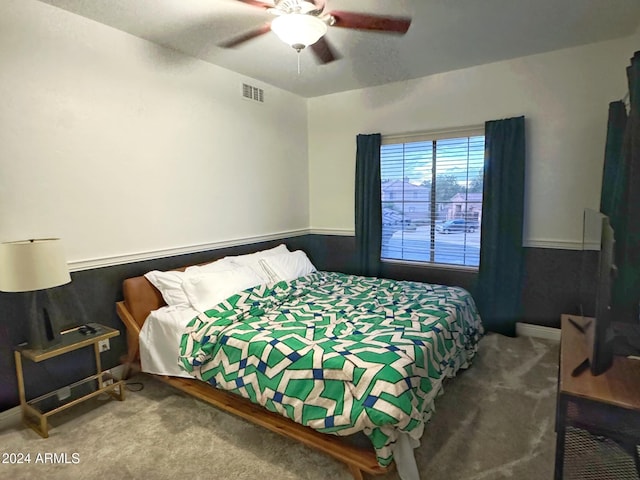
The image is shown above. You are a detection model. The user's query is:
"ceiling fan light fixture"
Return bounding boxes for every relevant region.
[271,13,327,50]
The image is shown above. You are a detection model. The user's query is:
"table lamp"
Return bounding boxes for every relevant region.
[0,238,71,349]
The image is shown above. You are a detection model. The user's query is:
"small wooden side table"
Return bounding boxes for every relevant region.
[14,322,125,438]
[555,314,640,479]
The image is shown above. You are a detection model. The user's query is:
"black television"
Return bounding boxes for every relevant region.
[578,209,640,376]
[580,209,617,375]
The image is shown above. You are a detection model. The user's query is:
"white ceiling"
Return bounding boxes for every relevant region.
[37,0,640,98]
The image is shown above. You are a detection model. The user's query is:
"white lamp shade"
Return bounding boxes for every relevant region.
[271,14,328,48]
[0,238,71,292]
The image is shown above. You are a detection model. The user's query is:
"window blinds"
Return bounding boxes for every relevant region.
[381,133,485,267]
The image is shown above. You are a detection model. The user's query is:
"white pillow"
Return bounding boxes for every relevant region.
[144,270,192,307]
[181,267,265,312]
[185,257,236,275]
[260,250,317,282]
[229,244,289,267]
[143,249,286,307]
[227,244,290,283]
[145,257,238,306]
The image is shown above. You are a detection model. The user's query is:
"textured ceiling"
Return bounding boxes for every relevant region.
[37,0,640,97]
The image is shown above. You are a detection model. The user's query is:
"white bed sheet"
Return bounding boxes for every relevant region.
[139,305,199,378]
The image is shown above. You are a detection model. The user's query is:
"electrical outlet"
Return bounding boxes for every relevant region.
[98,339,110,352]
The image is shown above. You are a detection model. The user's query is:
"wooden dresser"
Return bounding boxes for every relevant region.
[555,314,640,479]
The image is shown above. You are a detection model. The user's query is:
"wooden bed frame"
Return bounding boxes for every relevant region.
[115,270,391,480]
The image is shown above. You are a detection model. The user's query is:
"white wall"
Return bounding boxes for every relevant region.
[308,34,639,249]
[1,0,636,268]
[0,0,309,269]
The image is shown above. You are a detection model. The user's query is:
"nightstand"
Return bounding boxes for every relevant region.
[14,322,126,438]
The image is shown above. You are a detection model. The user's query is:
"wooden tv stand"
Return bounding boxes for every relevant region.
[555,314,640,479]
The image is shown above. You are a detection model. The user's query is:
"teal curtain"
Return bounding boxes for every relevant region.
[355,133,382,277]
[604,51,640,322]
[476,116,526,336]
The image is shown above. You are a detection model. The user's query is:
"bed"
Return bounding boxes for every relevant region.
[116,245,483,480]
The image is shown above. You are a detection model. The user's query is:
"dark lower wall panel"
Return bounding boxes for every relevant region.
[0,233,583,412]
[304,235,359,275]
[380,262,478,294]
[305,235,478,292]
[0,236,310,412]
[521,247,583,327]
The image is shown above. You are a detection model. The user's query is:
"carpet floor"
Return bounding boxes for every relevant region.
[0,333,559,480]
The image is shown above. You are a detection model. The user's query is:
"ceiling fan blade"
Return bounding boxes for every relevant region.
[233,0,273,9]
[218,24,272,48]
[310,37,340,64]
[329,11,411,34]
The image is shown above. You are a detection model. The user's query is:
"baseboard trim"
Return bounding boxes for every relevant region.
[0,405,21,430]
[516,322,561,342]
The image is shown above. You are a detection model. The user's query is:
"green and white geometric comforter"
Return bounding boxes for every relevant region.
[179,271,483,466]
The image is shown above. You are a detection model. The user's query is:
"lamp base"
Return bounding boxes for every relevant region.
[27,292,62,350]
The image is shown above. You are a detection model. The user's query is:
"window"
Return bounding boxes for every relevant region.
[380,129,485,268]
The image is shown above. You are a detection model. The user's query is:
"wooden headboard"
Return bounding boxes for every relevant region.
[120,275,165,329]
[118,265,190,329]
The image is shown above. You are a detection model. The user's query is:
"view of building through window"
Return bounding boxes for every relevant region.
[380,134,485,267]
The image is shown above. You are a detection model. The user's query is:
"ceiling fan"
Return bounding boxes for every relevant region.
[220,0,412,64]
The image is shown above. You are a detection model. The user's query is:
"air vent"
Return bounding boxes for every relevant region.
[242,83,264,103]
